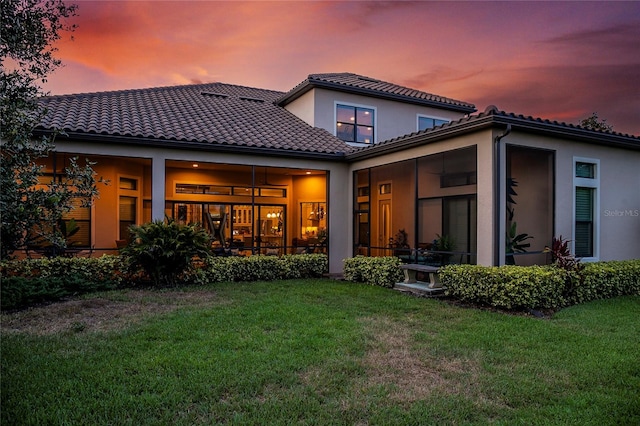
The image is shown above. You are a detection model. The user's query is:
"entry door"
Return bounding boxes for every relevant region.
[378,199,391,256]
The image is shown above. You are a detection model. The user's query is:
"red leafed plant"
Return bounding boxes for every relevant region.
[544,236,584,272]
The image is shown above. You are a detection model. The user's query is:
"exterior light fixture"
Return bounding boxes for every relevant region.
[192,163,198,168]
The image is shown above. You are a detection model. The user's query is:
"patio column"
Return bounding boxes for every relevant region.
[327,164,351,276]
[151,155,166,221]
[476,136,500,266]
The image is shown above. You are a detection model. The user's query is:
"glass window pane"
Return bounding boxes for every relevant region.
[119,177,137,190]
[356,108,374,126]
[206,186,231,195]
[337,123,355,142]
[418,117,434,131]
[356,125,373,143]
[337,104,354,123]
[575,187,594,257]
[260,188,286,197]
[119,196,137,240]
[119,197,136,221]
[233,187,253,196]
[575,223,593,257]
[419,117,449,131]
[575,187,593,221]
[576,162,595,178]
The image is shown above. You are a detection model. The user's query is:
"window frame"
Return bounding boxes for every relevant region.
[572,157,600,261]
[334,101,376,145]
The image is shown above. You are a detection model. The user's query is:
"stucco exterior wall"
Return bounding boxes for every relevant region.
[282,90,316,127]
[500,132,640,261]
[310,88,468,143]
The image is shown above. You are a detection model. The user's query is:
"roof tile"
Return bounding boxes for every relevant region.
[38,83,351,155]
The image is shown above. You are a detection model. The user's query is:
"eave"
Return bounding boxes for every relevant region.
[34,129,349,162]
[277,80,477,114]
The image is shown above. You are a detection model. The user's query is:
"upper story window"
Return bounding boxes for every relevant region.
[336,104,374,144]
[418,115,449,131]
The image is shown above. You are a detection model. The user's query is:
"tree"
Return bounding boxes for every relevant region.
[1,0,104,259]
[579,112,613,132]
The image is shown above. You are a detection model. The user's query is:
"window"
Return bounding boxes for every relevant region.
[35,173,91,247]
[176,183,285,198]
[357,186,370,197]
[119,196,137,240]
[336,104,374,143]
[573,158,599,259]
[418,116,449,131]
[119,177,138,190]
[119,177,140,240]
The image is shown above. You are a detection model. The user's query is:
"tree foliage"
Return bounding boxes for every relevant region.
[579,112,613,132]
[1,0,105,259]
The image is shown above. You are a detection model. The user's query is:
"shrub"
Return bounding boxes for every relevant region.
[343,256,404,288]
[198,253,328,283]
[0,256,124,310]
[120,219,211,287]
[570,260,640,305]
[1,255,125,285]
[440,260,640,311]
[280,254,328,279]
[441,265,567,310]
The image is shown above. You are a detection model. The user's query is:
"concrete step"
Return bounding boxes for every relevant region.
[394,282,446,297]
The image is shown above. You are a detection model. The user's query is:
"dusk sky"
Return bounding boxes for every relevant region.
[43,1,640,135]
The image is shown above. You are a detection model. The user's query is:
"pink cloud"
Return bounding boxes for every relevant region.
[43,1,640,135]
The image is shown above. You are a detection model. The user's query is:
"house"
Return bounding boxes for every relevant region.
[31,73,640,274]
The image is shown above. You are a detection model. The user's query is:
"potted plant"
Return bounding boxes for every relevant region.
[505,177,533,265]
[505,222,532,265]
[389,229,411,260]
[434,233,456,265]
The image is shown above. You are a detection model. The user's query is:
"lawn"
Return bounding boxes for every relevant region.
[2,279,639,425]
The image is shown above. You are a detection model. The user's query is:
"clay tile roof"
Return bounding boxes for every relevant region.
[36,83,351,156]
[277,72,476,113]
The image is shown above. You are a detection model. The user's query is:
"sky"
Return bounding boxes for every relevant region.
[43,1,640,135]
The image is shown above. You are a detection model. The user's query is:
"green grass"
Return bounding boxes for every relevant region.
[2,279,639,425]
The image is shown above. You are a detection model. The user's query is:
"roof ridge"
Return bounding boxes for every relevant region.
[277,72,476,112]
[483,107,639,139]
[41,82,285,100]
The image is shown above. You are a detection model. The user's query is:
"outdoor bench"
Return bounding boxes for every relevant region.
[399,264,442,289]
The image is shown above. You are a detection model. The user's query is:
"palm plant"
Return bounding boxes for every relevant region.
[120,218,212,286]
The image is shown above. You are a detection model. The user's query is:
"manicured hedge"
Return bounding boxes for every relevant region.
[194,253,328,284]
[440,260,640,310]
[0,253,328,311]
[571,260,640,305]
[1,256,125,310]
[440,265,566,310]
[343,256,404,288]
